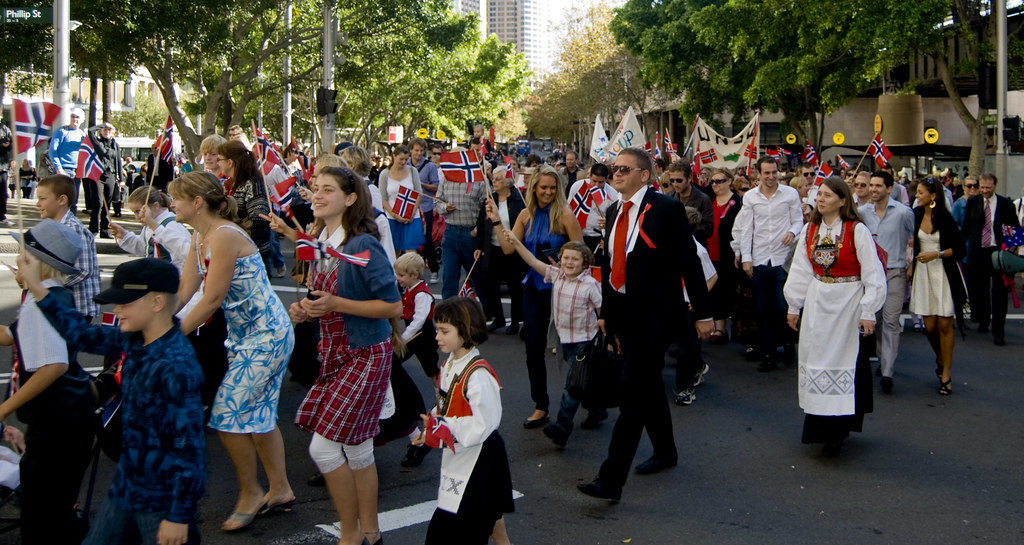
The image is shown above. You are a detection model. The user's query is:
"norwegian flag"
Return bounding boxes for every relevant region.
[440,150,485,192]
[291,138,315,181]
[153,116,174,162]
[698,148,718,164]
[590,185,606,208]
[780,148,794,157]
[653,146,662,160]
[459,279,477,300]
[294,232,370,267]
[423,414,456,453]
[1003,225,1024,248]
[75,136,105,181]
[644,141,652,154]
[504,163,514,180]
[800,142,819,166]
[743,139,758,177]
[691,145,702,180]
[869,135,892,168]
[101,312,120,327]
[392,185,419,220]
[251,123,284,176]
[569,183,593,228]
[765,146,780,159]
[12,99,62,151]
[270,176,298,218]
[664,134,673,153]
[837,155,851,169]
[813,163,834,186]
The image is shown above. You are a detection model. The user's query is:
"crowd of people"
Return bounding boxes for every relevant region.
[0,112,1020,545]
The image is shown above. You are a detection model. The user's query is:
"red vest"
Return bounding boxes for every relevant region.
[401,281,434,321]
[806,220,861,278]
[440,357,499,418]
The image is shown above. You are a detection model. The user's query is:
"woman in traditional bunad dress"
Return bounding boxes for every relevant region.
[784,177,886,457]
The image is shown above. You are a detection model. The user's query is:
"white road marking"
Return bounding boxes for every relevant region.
[316,490,524,537]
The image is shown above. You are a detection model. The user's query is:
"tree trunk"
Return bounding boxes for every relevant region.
[145,61,201,164]
[102,77,111,123]
[88,76,99,128]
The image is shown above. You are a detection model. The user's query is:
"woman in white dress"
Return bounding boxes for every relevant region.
[909,178,967,395]
[784,177,886,457]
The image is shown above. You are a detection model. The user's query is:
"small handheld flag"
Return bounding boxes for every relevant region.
[75,137,105,181]
[800,142,819,166]
[392,185,419,220]
[12,99,62,151]
[1002,225,1024,248]
[813,163,834,186]
[459,279,477,300]
[869,135,892,168]
[440,150,484,192]
[294,232,371,266]
[569,183,592,229]
[153,116,174,162]
[101,312,120,327]
[837,155,851,169]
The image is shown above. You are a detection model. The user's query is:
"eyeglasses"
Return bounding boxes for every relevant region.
[710,178,729,185]
[802,172,815,177]
[669,177,687,183]
[609,165,643,175]
[855,183,867,188]
[965,183,978,189]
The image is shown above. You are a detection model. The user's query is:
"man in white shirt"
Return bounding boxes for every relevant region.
[567,163,618,253]
[732,156,804,371]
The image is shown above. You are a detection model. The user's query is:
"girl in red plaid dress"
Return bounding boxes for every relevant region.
[289,166,402,545]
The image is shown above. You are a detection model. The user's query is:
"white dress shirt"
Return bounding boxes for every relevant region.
[607,185,648,294]
[732,184,803,267]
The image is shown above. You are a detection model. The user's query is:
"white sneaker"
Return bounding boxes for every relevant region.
[430,272,438,283]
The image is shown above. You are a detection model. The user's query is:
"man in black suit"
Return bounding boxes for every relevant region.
[577,148,713,501]
[962,173,1020,345]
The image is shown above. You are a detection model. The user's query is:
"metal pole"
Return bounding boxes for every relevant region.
[321,0,336,154]
[995,0,1007,190]
[283,0,292,144]
[53,0,71,124]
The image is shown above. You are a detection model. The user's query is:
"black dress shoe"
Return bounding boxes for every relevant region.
[506,323,520,335]
[487,319,506,332]
[756,359,778,373]
[542,424,568,447]
[994,338,1006,346]
[577,479,621,501]
[880,376,893,394]
[400,444,432,467]
[634,456,677,475]
[306,472,325,487]
[522,414,549,429]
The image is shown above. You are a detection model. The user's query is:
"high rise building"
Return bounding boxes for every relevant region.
[453,0,488,37]
[487,0,565,79]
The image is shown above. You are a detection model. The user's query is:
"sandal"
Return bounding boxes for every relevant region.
[938,379,952,396]
[935,359,942,378]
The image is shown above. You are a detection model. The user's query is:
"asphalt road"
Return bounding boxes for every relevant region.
[0,198,1021,544]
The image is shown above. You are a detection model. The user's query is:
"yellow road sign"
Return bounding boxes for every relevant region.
[785,133,797,144]
[924,128,939,144]
[416,128,429,139]
[435,130,447,140]
[832,132,845,145]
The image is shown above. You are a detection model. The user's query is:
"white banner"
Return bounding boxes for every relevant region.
[597,106,645,163]
[590,114,608,161]
[693,115,759,169]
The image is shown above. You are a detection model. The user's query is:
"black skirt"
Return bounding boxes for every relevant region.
[801,335,874,444]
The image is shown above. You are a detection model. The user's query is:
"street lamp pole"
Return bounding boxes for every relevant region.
[995,0,1007,189]
[321,0,336,154]
[283,0,292,145]
[52,0,70,125]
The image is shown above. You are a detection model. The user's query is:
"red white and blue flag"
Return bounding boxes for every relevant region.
[765,146,780,159]
[1002,225,1024,247]
[569,183,593,228]
[836,155,850,169]
[813,163,834,187]
[290,138,315,181]
[153,116,174,162]
[75,137,105,181]
[101,312,120,327]
[869,135,892,168]
[270,176,298,218]
[459,279,478,300]
[801,142,819,166]
[251,122,284,176]
[424,414,456,452]
[440,150,484,192]
[698,148,718,164]
[664,134,674,154]
[13,99,62,151]
[295,232,370,267]
[392,185,419,220]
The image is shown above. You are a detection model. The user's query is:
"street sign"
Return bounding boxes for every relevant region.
[387,125,404,144]
[981,113,998,126]
[873,114,883,134]
[1,7,52,24]
[832,132,845,145]
[785,133,797,144]
[924,128,939,144]
[435,129,446,140]
[416,128,428,139]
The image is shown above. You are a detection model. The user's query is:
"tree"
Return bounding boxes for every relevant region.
[611,0,949,149]
[110,92,169,138]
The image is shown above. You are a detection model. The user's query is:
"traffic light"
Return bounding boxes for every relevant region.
[1003,116,1022,142]
[316,87,338,116]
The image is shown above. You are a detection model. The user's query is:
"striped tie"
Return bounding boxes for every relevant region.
[983,199,993,247]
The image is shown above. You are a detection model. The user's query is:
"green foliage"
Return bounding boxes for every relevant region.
[110,92,169,137]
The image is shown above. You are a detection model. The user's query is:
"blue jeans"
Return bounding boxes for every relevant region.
[441,225,478,299]
[83,498,201,545]
[551,341,608,436]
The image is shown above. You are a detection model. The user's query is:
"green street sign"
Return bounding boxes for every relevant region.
[1,7,52,24]
[981,113,998,126]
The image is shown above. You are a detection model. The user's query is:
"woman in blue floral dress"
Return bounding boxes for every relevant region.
[172,171,296,532]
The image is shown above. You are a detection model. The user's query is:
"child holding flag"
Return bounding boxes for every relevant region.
[108,186,191,271]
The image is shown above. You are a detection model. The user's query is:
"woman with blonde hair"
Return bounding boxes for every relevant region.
[487,164,583,428]
[201,134,228,179]
[171,171,296,532]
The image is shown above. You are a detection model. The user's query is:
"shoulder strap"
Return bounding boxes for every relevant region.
[459,356,500,399]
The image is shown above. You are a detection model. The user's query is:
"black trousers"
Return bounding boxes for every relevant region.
[969,248,1009,341]
[394,320,440,378]
[673,308,704,390]
[0,170,8,220]
[522,285,552,413]
[422,210,439,273]
[598,321,676,488]
[482,246,523,326]
[20,423,94,545]
[87,177,115,234]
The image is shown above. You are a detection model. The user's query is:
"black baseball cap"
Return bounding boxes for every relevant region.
[94,258,180,305]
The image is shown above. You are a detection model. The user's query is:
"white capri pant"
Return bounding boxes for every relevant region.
[308,433,375,473]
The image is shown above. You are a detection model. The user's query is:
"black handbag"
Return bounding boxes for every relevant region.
[566,333,625,409]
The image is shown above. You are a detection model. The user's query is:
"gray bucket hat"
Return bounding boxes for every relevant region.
[11,219,83,275]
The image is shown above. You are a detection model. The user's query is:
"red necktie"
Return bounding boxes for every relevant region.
[610,201,633,290]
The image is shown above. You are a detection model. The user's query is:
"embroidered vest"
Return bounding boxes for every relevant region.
[806,221,860,278]
[148,216,176,262]
[401,281,434,321]
[439,357,499,418]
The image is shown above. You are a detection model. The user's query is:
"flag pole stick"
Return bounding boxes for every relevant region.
[12,128,23,252]
[460,254,480,293]
[852,133,877,173]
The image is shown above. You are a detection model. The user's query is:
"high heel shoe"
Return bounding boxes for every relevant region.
[938,379,952,396]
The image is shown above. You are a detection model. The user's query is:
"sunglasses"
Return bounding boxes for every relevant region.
[965,183,978,189]
[669,177,687,183]
[710,178,729,185]
[802,172,815,177]
[609,165,643,175]
[738,187,750,192]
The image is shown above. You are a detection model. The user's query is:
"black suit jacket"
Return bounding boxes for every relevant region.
[963,194,1021,264]
[601,189,712,343]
